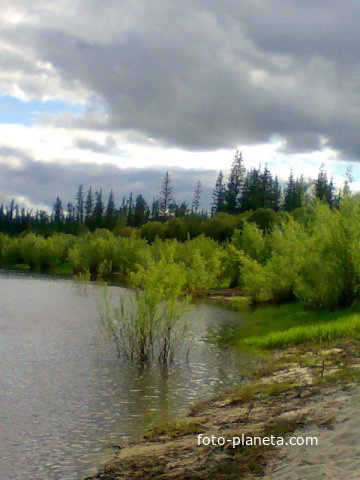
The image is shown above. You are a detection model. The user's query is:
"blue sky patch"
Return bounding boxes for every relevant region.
[0,95,84,126]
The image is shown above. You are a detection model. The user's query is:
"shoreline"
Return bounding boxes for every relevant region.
[85,339,360,479]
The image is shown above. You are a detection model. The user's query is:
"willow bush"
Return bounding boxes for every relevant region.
[235,198,360,310]
[99,258,190,364]
[68,230,148,279]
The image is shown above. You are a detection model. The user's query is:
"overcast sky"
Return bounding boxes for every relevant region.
[0,0,359,210]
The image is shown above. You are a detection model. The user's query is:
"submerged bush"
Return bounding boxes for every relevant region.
[99,258,190,364]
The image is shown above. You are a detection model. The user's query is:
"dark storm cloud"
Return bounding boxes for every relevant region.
[0,149,216,210]
[2,1,360,158]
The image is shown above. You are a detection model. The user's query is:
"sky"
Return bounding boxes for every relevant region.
[0,0,360,211]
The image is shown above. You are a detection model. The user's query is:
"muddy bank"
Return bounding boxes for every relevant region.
[85,340,360,479]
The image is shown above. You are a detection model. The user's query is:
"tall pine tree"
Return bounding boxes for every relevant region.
[76,185,85,223]
[159,171,173,219]
[315,164,334,207]
[93,189,104,226]
[225,150,246,213]
[211,171,226,216]
[85,187,94,224]
[191,180,202,214]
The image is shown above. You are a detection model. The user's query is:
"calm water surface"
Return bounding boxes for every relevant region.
[0,272,255,479]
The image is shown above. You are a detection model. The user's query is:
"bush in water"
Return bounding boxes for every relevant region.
[98,258,191,364]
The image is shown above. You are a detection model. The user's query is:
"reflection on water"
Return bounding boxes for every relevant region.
[0,272,255,479]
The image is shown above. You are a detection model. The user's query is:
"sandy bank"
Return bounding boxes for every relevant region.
[85,340,360,479]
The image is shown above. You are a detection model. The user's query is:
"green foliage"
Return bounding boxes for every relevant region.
[0,233,74,271]
[2,239,22,265]
[140,221,163,243]
[146,418,205,440]
[231,223,267,262]
[245,313,360,349]
[1,197,359,313]
[231,302,360,349]
[247,208,281,232]
[20,233,72,270]
[294,201,360,309]
[177,235,227,294]
[238,254,273,302]
[143,235,228,294]
[68,230,148,279]
[235,198,360,310]
[99,258,191,364]
[132,256,190,363]
[203,213,241,242]
[0,233,10,258]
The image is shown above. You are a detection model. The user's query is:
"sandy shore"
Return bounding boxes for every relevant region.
[86,341,360,479]
[265,386,360,479]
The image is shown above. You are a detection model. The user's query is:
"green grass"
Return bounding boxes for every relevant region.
[0,261,74,277]
[145,418,206,440]
[1,263,30,271]
[243,311,360,349]
[51,262,74,276]
[226,296,252,311]
[233,302,360,349]
[228,381,293,404]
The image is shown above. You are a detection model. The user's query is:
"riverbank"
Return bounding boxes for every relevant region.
[85,338,360,479]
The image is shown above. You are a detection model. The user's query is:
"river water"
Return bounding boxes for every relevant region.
[0,272,254,479]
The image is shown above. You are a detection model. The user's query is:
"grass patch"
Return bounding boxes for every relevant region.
[228,381,293,405]
[232,302,360,349]
[51,262,74,276]
[0,263,30,271]
[145,418,206,440]
[318,366,360,385]
[226,296,252,312]
[214,416,301,479]
[263,418,301,437]
[244,312,360,349]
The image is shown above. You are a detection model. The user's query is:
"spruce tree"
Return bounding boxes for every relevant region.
[240,167,261,211]
[159,171,173,219]
[76,185,85,223]
[175,201,188,217]
[66,202,75,223]
[151,197,160,220]
[225,150,246,213]
[93,189,104,226]
[315,164,334,207]
[131,194,148,227]
[106,190,115,217]
[271,175,281,211]
[283,170,297,211]
[191,180,202,214]
[295,175,307,209]
[104,190,116,229]
[53,197,63,224]
[85,187,94,223]
[211,171,226,215]
[126,192,134,226]
[259,165,273,208]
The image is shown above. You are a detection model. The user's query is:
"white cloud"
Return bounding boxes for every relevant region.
[0,1,359,208]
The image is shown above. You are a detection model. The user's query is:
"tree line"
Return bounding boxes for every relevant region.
[0,151,352,235]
